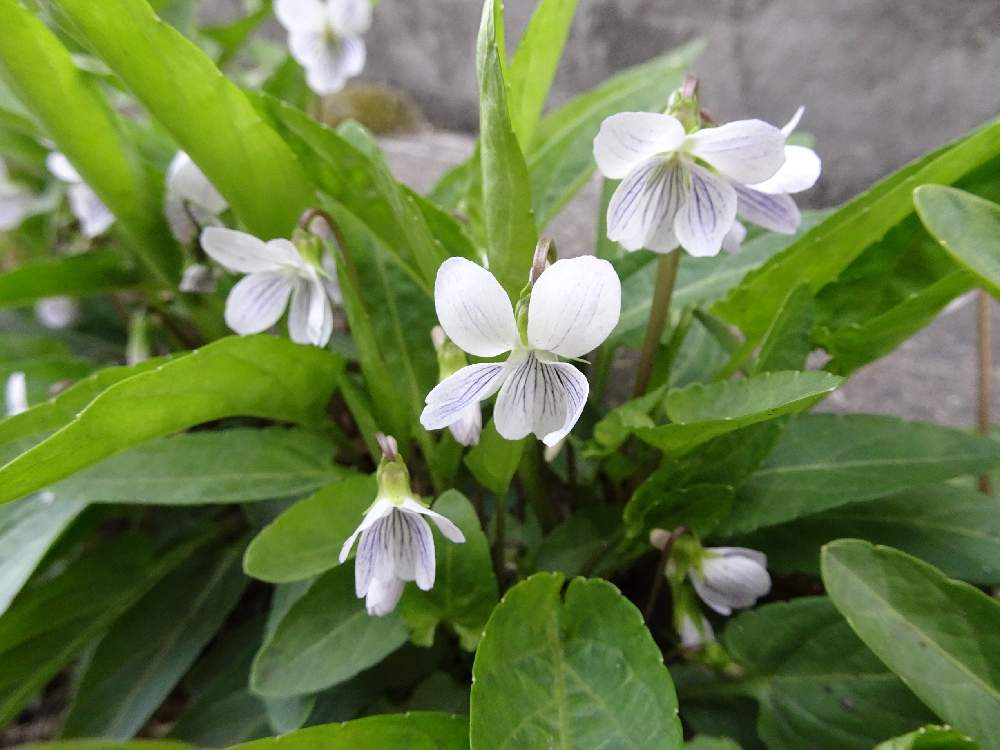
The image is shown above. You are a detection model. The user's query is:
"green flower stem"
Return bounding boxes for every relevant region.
[634,249,681,398]
[977,290,992,494]
[518,440,557,530]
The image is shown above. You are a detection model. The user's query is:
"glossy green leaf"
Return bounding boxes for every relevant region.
[250,563,408,698]
[50,0,314,239]
[822,541,1000,749]
[0,250,140,308]
[721,414,1000,536]
[226,713,469,750]
[753,286,814,373]
[62,541,248,738]
[476,0,538,297]
[739,484,1000,585]
[636,371,843,455]
[53,428,351,505]
[19,743,195,750]
[914,185,1000,298]
[470,573,683,750]
[875,726,981,750]
[244,475,377,583]
[400,490,498,650]
[624,484,734,541]
[464,420,524,495]
[0,335,344,506]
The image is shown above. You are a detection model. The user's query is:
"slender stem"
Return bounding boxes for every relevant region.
[642,530,679,622]
[977,290,993,494]
[634,250,681,398]
[518,441,557,530]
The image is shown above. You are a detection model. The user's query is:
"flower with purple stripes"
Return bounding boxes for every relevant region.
[420,255,621,446]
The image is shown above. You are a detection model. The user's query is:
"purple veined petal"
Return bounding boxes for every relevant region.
[493,354,590,446]
[328,0,373,37]
[365,576,404,616]
[606,156,683,252]
[527,256,621,359]
[369,508,436,588]
[674,162,738,258]
[421,363,506,431]
[722,220,747,253]
[274,0,328,33]
[687,119,786,184]
[339,498,394,566]
[400,498,466,544]
[433,257,519,357]
[593,111,686,180]
[224,271,295,335]
[750,145,821,195]
[643,159,690,253]
[734,183,801,234]
[448,403,482,446]
[288,276,334,347]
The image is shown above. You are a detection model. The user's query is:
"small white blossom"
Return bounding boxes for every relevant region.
[691,546,771,616]
[46,152,115,239]
[201,227,337,347]
[165,152,227,243]
[4,372,27,417]
[448,405,482,447]
[594,111,789,257]
[420,256,621,446]
[275,0,372,95]
[34,296,80,330]
[0,159,41,231]
[679,612,715,649]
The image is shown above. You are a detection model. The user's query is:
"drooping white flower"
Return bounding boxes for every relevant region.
[0,159,40,231]
[201,227,337,347]
[46,152,115,239]
[165,152,227,243]
[594,112,787,257]
[4,372,27,417]
[690,546,771,616]
[679,612,716,649]
[420,256,621,446]
[34,296,80,330]
[275,0,372,95]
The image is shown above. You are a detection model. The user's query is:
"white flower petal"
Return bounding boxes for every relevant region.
[781,106,805,137]
[687,119,786,184]
[494,354,589,446]
[366,508,434,588]
[166,152,227,215]
[674,162,738,258]
[606,156,685,251]
[340,498,394,565]
[750,145,821,195]
[692,547,771,615]
[288,28,330,69]
[735,183,801,235]
[722,220,747,253]
[288,276,334,347]
[68,184,114,238]
[527,256,621,359]
[179,264,218,294]
[401,498,466,544]
[448,404,482,446]
[421,363,506,431]
[643,160,690,254]
[593,112,686,180]
[35,296,80,330]
[275,0,328,32]
[679,613,715,649]
[433,257,518,357]
[365,576,404,616]
[46,152,81,183]
[302,36,366,95]
[0,193,34,231]
[224,271,295,335]
[321,252,343,305]
[166,194,223,244]
[328,0,373,36]
[202,228,287,274]
[4,372,27,417]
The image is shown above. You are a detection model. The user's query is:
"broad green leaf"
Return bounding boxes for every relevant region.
[400,490,498,650]
[0,492,87,616]
[470,573,683,750]
[658,421,785,491]
[464,420,524,495]
[507,0,579,148]
[244,475,377,583]
[50,0,314,239]
[753,286,814,373]
[0,335,344,506]
[715,115,1000,343]
[62,541,248,738]
[476,0,538,297]
[250,563,408,698]
[740,484,1000,585]
[624,484,734,541]
[720,414,1000,536]
[0,250,140,307]
[822,541,1000,749]
[0,0,177,284]
[19,743,195,750]
[226,713,469,750]
[714,597,934,750]
[636,371,843,455]
[875,726,981,750]
[914,185,1000,298]
[53,428,351,505]
[534,503,620,577]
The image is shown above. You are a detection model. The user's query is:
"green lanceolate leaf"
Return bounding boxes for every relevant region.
[52,428,353,505]
[62,541,249,738]
[624,484,734,541]
[720,414,1000,536]
[0,0,177,284]
[49,0,314,239]
[18,743,195,750]
[464,419,524,496]
[914,185,1000,298]
[636,371,842,455]
[244,475,377,583]
[0,336,344,506]
[400,490,498,650]
[250,563,408,698]
[753,286,814,373]
[821,541,1000,750]
[738,484,1000,585]
[0,250,140,308]
[875,726,981,750]
[225,713,469,750]
[470,573,683,750]
[476,0,538,297]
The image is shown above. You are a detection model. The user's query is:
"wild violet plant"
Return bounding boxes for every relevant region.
[0,1,998,749]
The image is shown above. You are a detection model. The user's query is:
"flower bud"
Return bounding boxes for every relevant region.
[691,546,771,616]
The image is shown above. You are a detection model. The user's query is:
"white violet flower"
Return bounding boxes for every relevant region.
[165,151,228,244]
[420,256,621,446]
[690,546,772,616]
[594,111,788,257]
[46,152,115,239]
[201,227,337,347]
[678,612,716,650]
[275,0,372,96]
[35,296,80,330]
[0,158,41,231]
[431,325,482,447]
[4,372,27,417]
